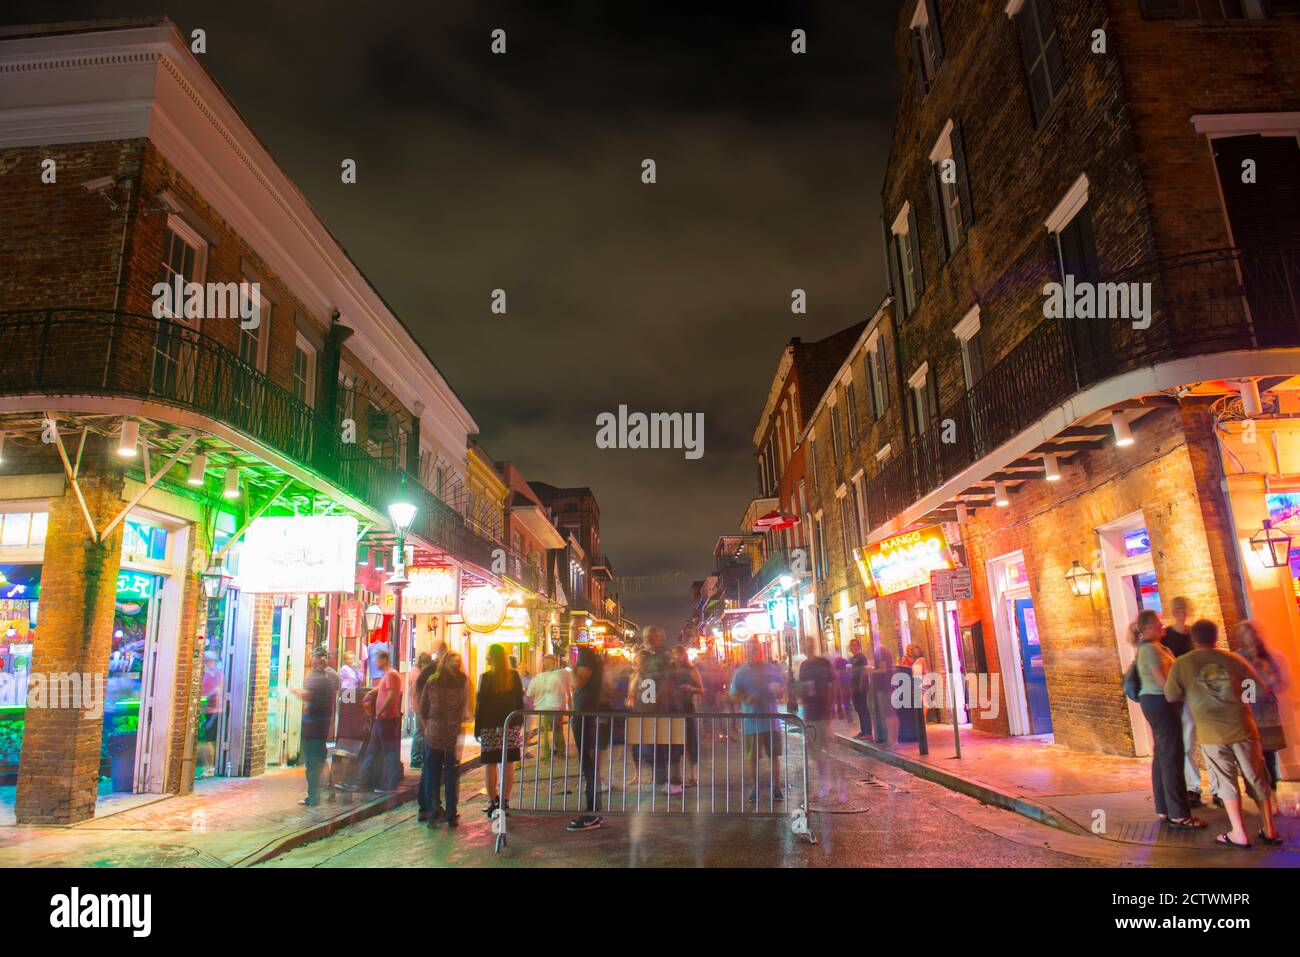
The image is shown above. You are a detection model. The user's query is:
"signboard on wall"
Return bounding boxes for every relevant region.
[856,525,953,598]
[340,600,361,638]
[237,516,358,594]
[460,585,509,633]
[388,565,459,615]
[930,566,973,601]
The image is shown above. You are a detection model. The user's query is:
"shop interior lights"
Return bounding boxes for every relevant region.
[187,453,207,486]
[1043,452,1061,482]
[1065,560,1094,597]
[117,419,139,457]
[1250,519,1292,569]
[1110,411,1135,447]
[223,466,240,499]
[995,481,1010,507]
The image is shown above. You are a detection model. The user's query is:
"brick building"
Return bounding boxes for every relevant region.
[744,325,867,661]
[0,19,509,822]
[798,0,1300,765]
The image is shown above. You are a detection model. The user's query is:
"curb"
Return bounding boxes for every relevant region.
[835,733,1085,835]
[231,755,482,867]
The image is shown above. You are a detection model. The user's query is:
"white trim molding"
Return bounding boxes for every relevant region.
[1045,173,1090,234]
[1191,112,1300,138]
[953,304,982,341]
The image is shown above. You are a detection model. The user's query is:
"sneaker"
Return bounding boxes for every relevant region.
[566,815,604,831]
[662,783,684,796]
[299,798,319,806]
[446,815,459,828]
[483,798,499,817]
[417,811,429,822]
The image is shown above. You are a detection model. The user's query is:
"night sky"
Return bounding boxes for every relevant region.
[9,1,900,628]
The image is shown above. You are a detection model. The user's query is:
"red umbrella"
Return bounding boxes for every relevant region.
[752,510,800,531]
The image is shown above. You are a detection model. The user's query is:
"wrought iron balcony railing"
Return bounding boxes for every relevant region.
[865,246,1300,530]
[0,308,495,569]
[744,545,808,604]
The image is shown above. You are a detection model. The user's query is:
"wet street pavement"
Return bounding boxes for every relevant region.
[259,743,1137,868]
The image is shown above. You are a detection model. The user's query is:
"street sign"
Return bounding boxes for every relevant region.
[930,566,973,601]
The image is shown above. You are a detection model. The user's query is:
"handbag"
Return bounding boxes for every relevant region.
[1122,661,1141,702]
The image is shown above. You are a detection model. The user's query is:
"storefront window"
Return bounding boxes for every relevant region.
[122,519,168,564]
[0,512,45,549]
[0,565,41,785]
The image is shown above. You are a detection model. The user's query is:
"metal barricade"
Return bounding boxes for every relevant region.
[492,710,816,851]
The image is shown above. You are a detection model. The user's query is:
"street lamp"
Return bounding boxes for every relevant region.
[364,603,384,632]
[201,564,232,601]
[1065,560,1094,597]
[1250,519,1292,569]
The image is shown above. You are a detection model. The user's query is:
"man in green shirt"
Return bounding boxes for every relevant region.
[1165,620,1280,849]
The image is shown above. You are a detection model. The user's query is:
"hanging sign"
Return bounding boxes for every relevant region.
[237,516,358,594]
[340,600,361,638]
[472,606,530,643]
[930,566,973,601]
[383,565,459,614]
[460,585,508,633]
[856,524,953,597]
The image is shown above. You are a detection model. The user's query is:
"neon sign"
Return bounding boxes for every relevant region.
[856,525,952,597]
[116,572,154,600]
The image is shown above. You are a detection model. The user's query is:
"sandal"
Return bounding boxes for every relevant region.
[1215,832,1252,849]
[1257,829,1283,846]
[1167,816,1207,829]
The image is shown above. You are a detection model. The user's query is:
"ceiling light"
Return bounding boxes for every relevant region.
[223,467,240,499]
[187,453,207,486]
[1111,411,1135,447]
[995,482,1010,507]
[1044,453,1061,482]
[118,420,139,457]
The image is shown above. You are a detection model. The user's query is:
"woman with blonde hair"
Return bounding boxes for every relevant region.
[1233,619,1288,809]
[473,642,524,818]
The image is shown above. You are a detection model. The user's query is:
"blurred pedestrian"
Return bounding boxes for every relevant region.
[1134,610,1202,830]
[730,639,785,804]
[528,654,572,757]
[567,639,607,831]
[1165,597,1203,807]
[1166,619,1279,847]
[408,653,433,772]
[339,650,361,693]
[474,643,524,818]
[799,646,841,800]
[419,650,468,827]
[627,626,678,791]
[669,644,704,786]
[348,651,402,793]
[871,644,899,748]
[1232,619,1288,809]
[848,639,872,740]
[292,648,334,806]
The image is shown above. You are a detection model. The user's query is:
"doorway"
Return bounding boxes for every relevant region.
[1099,513,1159,757]
[986,551,1053,737]
[266,597,307,768]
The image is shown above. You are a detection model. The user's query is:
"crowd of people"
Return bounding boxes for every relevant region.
[1128,599,1287,848]
[285,603,1288,850]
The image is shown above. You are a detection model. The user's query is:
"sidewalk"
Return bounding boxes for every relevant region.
[837,723,1300,861]
[0,743,480,868]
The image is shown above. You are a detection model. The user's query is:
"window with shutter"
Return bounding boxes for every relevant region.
[909,0,945,97]
[1013,0,1066,125]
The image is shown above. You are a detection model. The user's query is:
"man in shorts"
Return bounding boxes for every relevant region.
[730,639,785,804]
[1165,619,1280,849]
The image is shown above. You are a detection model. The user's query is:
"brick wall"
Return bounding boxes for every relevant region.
[14,437,125,824]
[959,407,1228,755]
[1108,1,1300,258]
[243,594,276,777]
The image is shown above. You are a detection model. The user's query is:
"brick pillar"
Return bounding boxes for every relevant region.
[243,594,275,776]
[15,436,125,824]
[164,514,210,796]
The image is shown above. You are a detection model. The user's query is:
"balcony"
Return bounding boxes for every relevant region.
[744,546,807,604]
[0,308,495,568]
[866,246,1300,531]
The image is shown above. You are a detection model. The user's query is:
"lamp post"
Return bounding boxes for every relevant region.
[387,491,418,668]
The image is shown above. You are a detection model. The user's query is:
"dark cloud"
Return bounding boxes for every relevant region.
[6,0,899,629]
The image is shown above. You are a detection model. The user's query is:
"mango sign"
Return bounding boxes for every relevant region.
[856,525,952,597]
